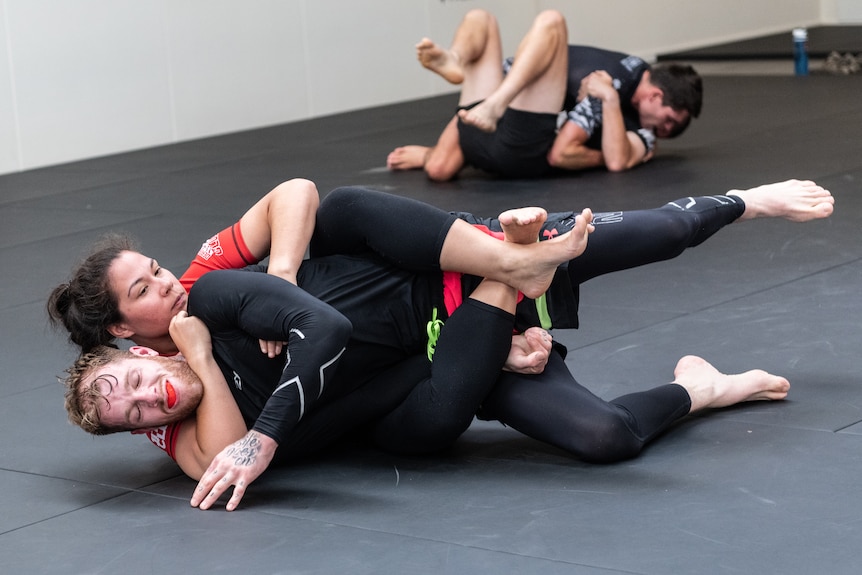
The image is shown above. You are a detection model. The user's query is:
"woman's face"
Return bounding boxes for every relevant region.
[107,251,187,341]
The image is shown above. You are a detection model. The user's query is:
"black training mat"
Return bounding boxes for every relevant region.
[2,48,861,574]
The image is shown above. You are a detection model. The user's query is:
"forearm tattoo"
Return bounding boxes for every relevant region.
[227,433,262,467]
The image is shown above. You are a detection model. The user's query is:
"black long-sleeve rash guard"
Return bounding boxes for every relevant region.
[188,269,352,445]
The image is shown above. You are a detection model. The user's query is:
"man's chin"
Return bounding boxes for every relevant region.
[168,362,205,421]
[171,390,203,422]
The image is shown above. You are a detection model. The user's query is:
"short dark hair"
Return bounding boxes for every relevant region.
[650,63,703,119]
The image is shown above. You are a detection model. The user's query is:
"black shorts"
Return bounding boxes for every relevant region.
[457,103,558,178]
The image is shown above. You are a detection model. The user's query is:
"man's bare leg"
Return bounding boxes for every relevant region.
[387,145,431,171]
[730,179,835,222]
[395,10,502,179]
[387,116,464,181]
[458,10,568,133]
[673,355,790,413]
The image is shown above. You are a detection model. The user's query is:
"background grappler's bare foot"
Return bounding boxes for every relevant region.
[416,38,464,84]
[457,100,505,133]
[673,355,790,413]
[730,179,835,222]
[387,145,430,171]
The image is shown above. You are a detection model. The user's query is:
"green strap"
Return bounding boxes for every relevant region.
[535,292,552,330]
[426,296,550,362]
[426,307,444,361]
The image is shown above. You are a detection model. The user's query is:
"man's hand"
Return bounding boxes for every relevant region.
[578,70,618,103]
[190,431,277,511]
[504,327,553,374]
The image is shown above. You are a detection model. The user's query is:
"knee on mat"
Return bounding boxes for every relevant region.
[418,411,473,452]
[377,413,472,455]
[564,415,644,464]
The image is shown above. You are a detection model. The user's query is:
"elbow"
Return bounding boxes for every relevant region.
[546,147,565,168]
[330,311,353,345]
[338,316,353,342]
[311,301,353,347]
[424,157,458,182]
[424,166,455,182]
[604,158,630,172]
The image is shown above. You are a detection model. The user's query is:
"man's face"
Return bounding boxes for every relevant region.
[107,250,187,341]
[638,97,690,138]
[85,354,203,431]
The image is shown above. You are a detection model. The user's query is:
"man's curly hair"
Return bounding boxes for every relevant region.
[62,346,128,435]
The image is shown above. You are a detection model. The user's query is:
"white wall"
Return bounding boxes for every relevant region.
[541,0,823,61]
[822,0,862,22]
[0,0,846,176]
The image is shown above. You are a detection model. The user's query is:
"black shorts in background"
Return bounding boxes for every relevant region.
[457,104,558,178]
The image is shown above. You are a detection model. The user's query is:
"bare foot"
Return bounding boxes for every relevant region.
[730,179,835,222]
[416,38,464,84]
[509,208,594,299]
[457,99,506,133]
[499,206,548,244]
[673,355,790,413]
[387,146,430,171]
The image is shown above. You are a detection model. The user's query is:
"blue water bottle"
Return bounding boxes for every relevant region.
[793,28,809,76]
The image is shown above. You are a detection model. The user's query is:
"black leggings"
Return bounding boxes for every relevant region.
[457,194,746,329]
[479,196,745,461]
[311,187,745,462]
[479,350,692,463]
[273,300,514,460]
[310,186,458,272]
[372,298,514,454]
[560,196,744,286]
